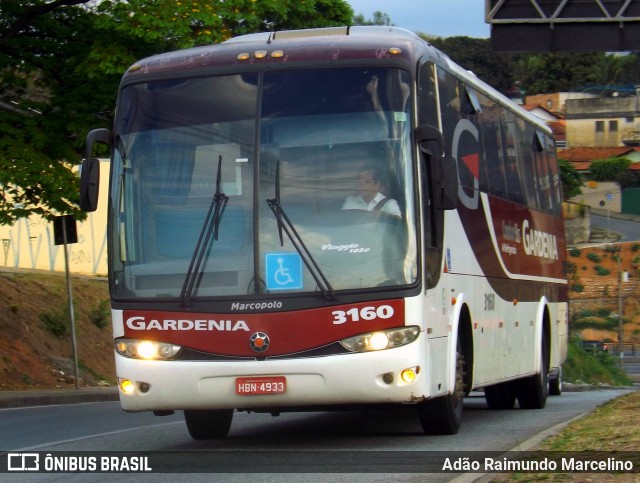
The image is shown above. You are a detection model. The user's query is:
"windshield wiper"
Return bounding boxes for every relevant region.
[266,161,335,301]
[180,155,229,307]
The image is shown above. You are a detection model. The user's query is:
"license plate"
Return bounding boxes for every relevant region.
[235,376,286,395]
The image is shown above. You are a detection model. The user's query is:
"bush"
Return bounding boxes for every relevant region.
[586,252,602,263]
[572,316,606,330]
[569,247,581,257]
[578,309,596,318]
[594,265,611,276]
[40,306,71,337]
[89,300,111,329]
[570,283,584,292]
[563,338,630,386]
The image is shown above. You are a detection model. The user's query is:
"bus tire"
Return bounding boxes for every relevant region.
[184,409,233,440]
[516,335,549,409]
[484,381,516,410]
[418,341,464,435]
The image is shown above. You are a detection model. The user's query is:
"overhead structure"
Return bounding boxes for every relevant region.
[486,0,640,52]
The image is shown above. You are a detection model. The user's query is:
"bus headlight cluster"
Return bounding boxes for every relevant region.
[115,339,181,360]
[339,326,420,352]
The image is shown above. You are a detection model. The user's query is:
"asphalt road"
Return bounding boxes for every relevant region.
[0,388,633,483]
[590,213,640,242]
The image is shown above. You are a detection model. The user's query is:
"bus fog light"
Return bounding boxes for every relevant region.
[139,382,150,393]
[119,378,135,395]
[382,372,394,384]
[401,368,417,383]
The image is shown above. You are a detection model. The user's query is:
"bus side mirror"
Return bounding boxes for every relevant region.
[86,128,111,160]
[433,155,458,210]
[417,125,457,210]
[79,157,100,212]
[80,128,111,212]
[416,124,443,159]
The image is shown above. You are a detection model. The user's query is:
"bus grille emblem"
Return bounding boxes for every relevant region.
[250,332,270,352]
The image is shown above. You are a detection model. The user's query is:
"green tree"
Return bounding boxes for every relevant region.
[557,159,583,200]
[97,0,353,49]
[1,0,97,224]
[589,157,632,182]
[0,0,353,224]
[518,52,603,95]
[427,36,514,92]
[616,169,640,189]
[593,54,629,86]
[353,11,393,26]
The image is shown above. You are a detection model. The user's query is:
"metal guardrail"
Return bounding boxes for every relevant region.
[607,342,638,357]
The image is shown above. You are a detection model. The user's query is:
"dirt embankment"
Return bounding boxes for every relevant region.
[0,270,113,390]
[567,241,640,343]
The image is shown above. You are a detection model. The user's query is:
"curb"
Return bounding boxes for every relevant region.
[0,387,119,409]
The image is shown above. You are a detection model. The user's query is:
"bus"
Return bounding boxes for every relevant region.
[80,26,568,438]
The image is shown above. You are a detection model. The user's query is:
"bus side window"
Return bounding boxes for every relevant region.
[546,137,562,215]
[476,92,498,194]
[505,114,527,205]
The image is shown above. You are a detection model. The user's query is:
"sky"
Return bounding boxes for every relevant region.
[347,0,490,39]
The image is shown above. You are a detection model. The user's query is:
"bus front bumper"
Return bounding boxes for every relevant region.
[114,344,430,412]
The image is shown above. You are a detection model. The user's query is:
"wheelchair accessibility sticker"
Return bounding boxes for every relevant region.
[265,253,303,290]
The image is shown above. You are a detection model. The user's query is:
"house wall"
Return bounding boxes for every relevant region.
[569,180,621,213]
[0,160,110,276]
[526,92,598,116]
[565,96,640,147]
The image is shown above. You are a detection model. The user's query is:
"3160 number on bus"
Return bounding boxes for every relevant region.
[331,305,394,325]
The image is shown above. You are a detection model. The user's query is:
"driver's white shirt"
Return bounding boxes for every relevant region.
[341,192,401,217]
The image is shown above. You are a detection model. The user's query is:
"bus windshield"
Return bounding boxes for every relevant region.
[110,67,417,300]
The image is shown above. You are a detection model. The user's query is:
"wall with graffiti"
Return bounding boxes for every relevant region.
[0,160,110,276]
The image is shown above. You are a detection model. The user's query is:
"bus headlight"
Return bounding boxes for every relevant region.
[115,339,181,360]
[339,326,420,353]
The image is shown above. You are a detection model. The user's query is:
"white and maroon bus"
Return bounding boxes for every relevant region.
[81,26,567,438]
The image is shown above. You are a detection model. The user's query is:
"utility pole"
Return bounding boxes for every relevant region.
[617,248,624,371]
[53,215,80,388]
[608,245,624,370]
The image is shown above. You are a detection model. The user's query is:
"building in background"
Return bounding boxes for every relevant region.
[0,160,109,276]
[525,89,640,216]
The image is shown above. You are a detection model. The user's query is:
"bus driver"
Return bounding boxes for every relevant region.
[341,166,401,217]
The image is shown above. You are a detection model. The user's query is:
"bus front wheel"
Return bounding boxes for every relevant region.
[184,409,234,440]
[418,342,465,435]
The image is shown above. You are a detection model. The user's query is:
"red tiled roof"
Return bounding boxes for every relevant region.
[569,161,592,170]
[521,103,562,119]
[558,147,634,162]
[561,147,640,171]
[548,120,566,137]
